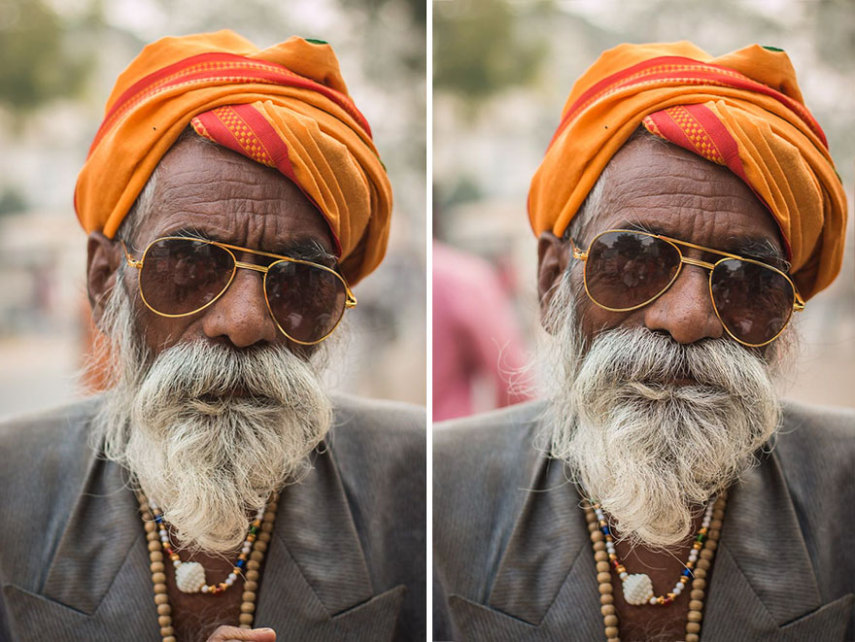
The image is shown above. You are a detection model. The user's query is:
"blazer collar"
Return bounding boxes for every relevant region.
[465,446,850,640]
[10,436,402,639]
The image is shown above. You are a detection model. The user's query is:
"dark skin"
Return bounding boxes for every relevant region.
[87,139,335,642]
[537,137,785,641]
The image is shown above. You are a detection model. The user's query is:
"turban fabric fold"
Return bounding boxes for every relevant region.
[528,42,847,300]
[75,30,392,285]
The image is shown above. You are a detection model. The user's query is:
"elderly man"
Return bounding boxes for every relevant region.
[0,32,424,642]
[434,42,854,641]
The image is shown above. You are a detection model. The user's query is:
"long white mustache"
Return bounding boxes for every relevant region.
[543,273,784,547]
[90,275,331,553]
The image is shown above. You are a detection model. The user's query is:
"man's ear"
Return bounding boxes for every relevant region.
[537,231,571,330]
[87,231,123,328]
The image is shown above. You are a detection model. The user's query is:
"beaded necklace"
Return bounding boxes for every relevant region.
[148,498,265,595]
[138,492,279,642]
[583,491,727,642]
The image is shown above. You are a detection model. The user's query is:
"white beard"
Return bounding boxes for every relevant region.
[542,272,787,547]
[90,276,332,553]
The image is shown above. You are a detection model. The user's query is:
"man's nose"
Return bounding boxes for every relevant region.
[642,263,724,344]
[201,267,279,348]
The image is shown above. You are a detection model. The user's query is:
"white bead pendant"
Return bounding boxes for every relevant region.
[622,572,654,605]
[175,561,207,593]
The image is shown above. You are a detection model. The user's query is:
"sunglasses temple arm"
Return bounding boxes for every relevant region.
[568,238,587,261]
[119,239,143,269]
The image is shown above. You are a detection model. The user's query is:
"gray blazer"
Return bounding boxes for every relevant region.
[0,393,425,642]
[434,400,855,641]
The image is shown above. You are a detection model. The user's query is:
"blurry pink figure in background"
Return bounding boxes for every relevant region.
[433,241,533,421]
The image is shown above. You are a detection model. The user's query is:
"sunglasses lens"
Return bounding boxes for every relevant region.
[585,231,681,310]
[139,238,234,315]
[711,259,794,346]
[265,260,347,344]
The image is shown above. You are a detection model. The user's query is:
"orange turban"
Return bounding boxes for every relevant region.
[75,30,392,285]
[529,42,847,300]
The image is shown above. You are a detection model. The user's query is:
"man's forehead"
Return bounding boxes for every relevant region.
[591,137,785,260]
[134,137,335,256]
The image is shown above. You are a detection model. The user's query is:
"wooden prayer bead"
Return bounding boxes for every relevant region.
[686,620,701,633]
[600,593,614,605]
[150,562,165,574]
[239,613,254,625]
[604,615,618,627]
[240,602,256,613]
[158,615,172,627]
[687,611,702,622]
[604,626,619,638]
[597,572,612,584]
[685,634,700,642]
[596,561,611,573]
[152,572,166,584]
[600,604,615,616]
[157,604,171,616]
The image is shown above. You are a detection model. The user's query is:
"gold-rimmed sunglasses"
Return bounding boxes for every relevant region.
[121,236,356,345]
[570,229,804,347]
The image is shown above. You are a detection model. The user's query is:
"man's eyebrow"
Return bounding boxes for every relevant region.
[603,222,789,270]
[159,228,337,265]
[729,236,789,271]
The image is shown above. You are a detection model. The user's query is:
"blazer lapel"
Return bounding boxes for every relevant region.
[3,453,159,640]
[255,445,404,640]
[449,451,604,641]
[704,450,853,640]
[450,443,853,641]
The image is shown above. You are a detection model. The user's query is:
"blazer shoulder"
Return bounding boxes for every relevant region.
[327,393,425,473]
[0,397,100,492]
[773,400,855,525]
[776,400,855,468]
[332,392,424,435]
[433,401,547,481]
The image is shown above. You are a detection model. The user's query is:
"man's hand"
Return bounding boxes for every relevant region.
[206,625,276,642]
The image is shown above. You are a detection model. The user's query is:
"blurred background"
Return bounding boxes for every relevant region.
[433,0,855,419]
[0,0,426,419]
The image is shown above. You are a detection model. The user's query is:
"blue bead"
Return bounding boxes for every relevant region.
[236,559,246,569]
[601,526,610,535]
[682,568,693,577]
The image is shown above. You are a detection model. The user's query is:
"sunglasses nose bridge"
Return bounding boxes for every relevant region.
[641,255,725,345]
[200,259,280,348]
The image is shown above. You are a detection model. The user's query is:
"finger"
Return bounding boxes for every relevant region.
[206,625,276,642]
